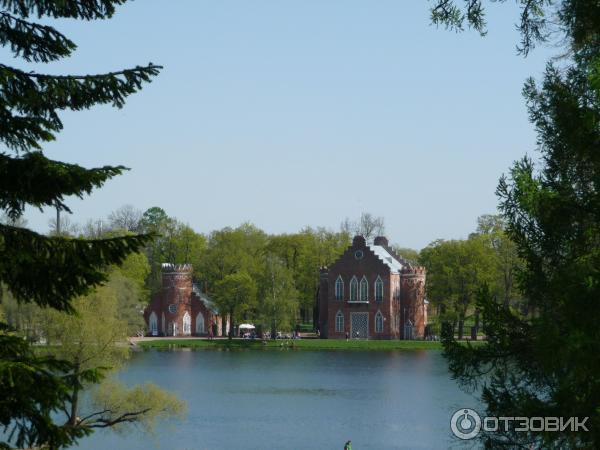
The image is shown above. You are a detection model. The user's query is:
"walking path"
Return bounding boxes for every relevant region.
[129,333,318,346]
[128,336,218,346]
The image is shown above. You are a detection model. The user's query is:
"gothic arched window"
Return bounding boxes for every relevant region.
[196,313,205,334]
[335,276,344,301]
[335,311,344,332]
[375,311,384,333]
[360,276,368,302]
[182,312,191,336]
[149,312,158,335]
[349,276,358,302]
[375,276,384,302]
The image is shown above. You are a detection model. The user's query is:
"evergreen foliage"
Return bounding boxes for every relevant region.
[0,1,161,448]
[432,1,600,447]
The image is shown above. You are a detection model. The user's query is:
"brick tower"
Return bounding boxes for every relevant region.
[318,266,329,337]
[159,263,193,336]
[400,266,427,338]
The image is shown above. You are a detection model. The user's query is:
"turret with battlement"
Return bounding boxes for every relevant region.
[145,262,226,337]
[401,266,426,277]
[161,263,193,289]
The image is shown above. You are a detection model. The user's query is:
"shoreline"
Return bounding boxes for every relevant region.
[133,337,446,351]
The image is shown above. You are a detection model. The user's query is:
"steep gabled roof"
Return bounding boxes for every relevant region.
[325,235,414,275]
[192,283,219,314]
[368,244,404,274]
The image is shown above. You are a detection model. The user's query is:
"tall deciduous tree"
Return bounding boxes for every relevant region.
[471,214,522,308]
[267,227,349,324]
[257,255,299,336]
[420,236,496,338]
[43,279,184,431]
[199,224,267,291]
[107,204,143,233]
[341,212,385,244]
[139,207,207,292]
[213,271,257,340]
[0,1,161,448]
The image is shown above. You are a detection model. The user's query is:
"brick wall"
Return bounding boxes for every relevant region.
[319,235,427,339]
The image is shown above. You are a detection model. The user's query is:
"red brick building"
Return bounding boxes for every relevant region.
[144,263,227,337]
[318,235,427,339]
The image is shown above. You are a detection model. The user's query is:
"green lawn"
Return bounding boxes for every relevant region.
[136,338,445,351]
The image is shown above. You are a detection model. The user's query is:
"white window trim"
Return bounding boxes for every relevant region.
[149,312,158,335]
[183,311,191,335]
[335,310,344,333]
[349,276,358,302]
[335,275,344,301]
[359,276,368,302]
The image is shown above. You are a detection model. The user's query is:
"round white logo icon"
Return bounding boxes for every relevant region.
[451,408,481,440]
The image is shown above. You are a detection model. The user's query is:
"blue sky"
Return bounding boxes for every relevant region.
[17,0,552,249]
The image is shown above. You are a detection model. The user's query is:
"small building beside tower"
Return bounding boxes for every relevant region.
[144,263,227,337]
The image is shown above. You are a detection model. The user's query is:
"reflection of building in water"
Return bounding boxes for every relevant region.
[144,263,228,337]
[318,235,427,339]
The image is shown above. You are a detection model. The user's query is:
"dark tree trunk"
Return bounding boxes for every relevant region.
[68,362,80,426]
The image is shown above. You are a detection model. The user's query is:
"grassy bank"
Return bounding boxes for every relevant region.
[136,338,445,351]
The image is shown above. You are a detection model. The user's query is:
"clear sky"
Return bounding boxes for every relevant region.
[17,0,553,250]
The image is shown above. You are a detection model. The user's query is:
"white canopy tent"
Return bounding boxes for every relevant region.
[238,323,255,330]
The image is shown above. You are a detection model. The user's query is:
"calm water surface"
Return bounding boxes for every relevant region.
[74,349,480,450]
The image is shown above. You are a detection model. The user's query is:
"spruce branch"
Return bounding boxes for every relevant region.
[0,151,127,219]
[0,225,155,311]
[0,11,76,62]
[0,63,162,151]
[0,0,128,20]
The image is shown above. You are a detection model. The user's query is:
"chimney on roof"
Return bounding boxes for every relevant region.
[373,236,388,246]
[352,235,366,247]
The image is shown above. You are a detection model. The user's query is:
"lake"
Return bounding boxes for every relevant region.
[73,349,481,450]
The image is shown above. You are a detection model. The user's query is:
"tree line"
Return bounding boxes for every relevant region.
[21,206,360,336]
[16,206,527,342]
[420,214,522,339]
